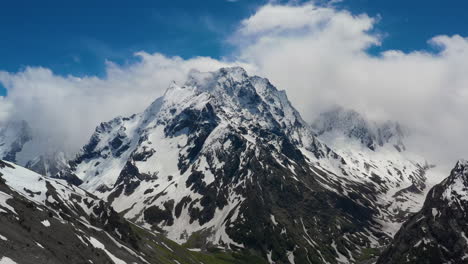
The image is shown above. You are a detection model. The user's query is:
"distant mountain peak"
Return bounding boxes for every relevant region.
[0,120,32,163]
[312,106,406,151]
[439,159,468,204]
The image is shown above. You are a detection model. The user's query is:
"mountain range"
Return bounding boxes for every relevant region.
[0,67,463,264]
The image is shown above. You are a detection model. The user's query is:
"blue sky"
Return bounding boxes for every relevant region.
[0,0,467,96]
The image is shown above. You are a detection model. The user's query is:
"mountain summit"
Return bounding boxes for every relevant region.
[61,67,353,263]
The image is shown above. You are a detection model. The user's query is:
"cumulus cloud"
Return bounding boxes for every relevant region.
[0,53,240,154]
[1,1,468,169]
[233,3,468,168]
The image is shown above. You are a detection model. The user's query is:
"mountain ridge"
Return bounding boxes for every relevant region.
[51,67,439,263]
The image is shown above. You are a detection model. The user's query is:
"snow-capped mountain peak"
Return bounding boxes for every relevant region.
[312,106,406,151]
[451,158,468,174]
[441,159,468,204]
[67,67,323,190]
[0,120,32,163]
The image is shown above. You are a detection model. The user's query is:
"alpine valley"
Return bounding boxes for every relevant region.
[0,67,462,264]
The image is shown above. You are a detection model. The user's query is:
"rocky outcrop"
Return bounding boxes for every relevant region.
[378,160,468,264]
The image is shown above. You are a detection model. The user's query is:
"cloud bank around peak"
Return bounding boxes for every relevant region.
[234,3,468,167]
[1,2,468,168]
[0,53,239,153]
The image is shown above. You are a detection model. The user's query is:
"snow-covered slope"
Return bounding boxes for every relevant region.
[0,160,223,264]
[0,159,147,263]
[54,67,443,264]
[378,160,468,264]
[312,107,444,236]
[69,67,327,192]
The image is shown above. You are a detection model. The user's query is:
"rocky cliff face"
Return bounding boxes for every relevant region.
[378,160,468,264]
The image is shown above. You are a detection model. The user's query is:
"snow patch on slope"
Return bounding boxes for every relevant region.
[89,236,126,264]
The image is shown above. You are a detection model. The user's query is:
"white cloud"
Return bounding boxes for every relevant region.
[0,53,241,154]
[1,2,468,169]
[238,4,334,35]
[234,3,468,166]
[0,97,12,122]
[234,3,377,48]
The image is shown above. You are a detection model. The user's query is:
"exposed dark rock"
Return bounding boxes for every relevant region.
[378,160,468,264]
